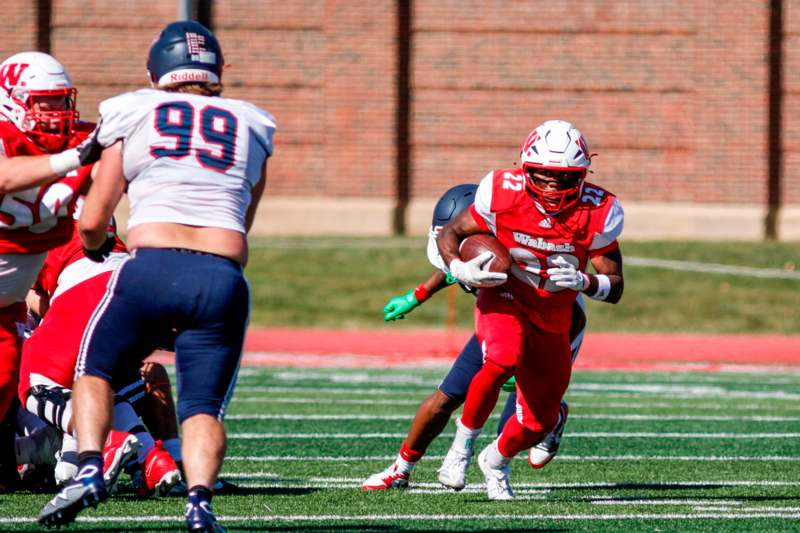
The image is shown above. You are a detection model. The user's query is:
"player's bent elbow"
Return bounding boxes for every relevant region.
[607,281,624,304]
[77,221,105,247]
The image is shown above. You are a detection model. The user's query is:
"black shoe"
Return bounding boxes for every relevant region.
[185,498,226,532]
[38,467,108,528]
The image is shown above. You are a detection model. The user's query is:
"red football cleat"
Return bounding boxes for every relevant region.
[142,440,181,496]
[102,430,140,492]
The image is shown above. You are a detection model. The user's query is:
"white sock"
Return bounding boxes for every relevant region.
[484,438,512,469]
[451,417,482,455]
[162,437,181,462]
[61,432,78,459]
[394,454,416,475]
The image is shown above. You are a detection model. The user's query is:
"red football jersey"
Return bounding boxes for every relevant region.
[0,121,94,254]
[34,218,127,299]
[469,168,623,332]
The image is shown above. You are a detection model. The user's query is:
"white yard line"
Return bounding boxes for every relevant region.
[567,386,800,402]
[233,397,421,405]
[224,454,800,462]
[216,476,800,489]
[624,256,800,280]
[225,413,800,422]
[4,511,800,524]
[232,384,800,402]
[227,431,800,439]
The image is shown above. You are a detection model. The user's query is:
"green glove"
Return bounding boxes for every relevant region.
[501,375,516,392]
[383,290,420,321]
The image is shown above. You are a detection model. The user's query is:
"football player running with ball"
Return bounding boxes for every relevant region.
[37,21,275,532]
[362,184,586,490]
[437,120,624,500]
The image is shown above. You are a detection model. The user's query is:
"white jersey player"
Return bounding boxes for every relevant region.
[39,21,275,533]
[95,87,274,235]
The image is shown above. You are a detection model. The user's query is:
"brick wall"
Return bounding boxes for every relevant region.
[1,3,36,61]
[784,1,800,204]
[5,1,798,207]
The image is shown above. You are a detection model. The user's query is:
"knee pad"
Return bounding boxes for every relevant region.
[26,385,72,434]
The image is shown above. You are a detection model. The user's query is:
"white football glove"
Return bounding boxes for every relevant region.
[546,256,589,292]
[449,251,508,288]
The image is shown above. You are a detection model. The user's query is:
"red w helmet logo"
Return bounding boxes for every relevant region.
[522,130,539,153]
[0,63,29,89]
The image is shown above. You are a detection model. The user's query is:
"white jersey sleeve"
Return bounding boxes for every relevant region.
[426,227,446,271]
[95,89,277,233]
[96,91,149,147]
[472,172,496,234]
[589,197,624,251]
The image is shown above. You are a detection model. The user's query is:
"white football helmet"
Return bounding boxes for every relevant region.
[0,52,78,151]
[519,119,592,213]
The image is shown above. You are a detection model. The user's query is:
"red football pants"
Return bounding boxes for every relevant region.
[473,289,572,454]
[0,302,26,421]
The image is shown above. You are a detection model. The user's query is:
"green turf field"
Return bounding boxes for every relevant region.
[244,238,800,334]
[2,366,799,531]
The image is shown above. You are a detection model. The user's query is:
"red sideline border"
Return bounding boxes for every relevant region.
[222,328,800,373]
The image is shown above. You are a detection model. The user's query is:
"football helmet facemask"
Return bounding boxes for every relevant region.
[0,52,77,152]
[147,20,224,88]
[520,119,591,213]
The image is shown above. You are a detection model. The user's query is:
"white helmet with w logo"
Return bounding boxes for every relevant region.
[0,51,78,151]
[520,119,592,213]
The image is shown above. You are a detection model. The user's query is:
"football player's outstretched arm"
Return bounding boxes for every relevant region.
[78,142,126,251]
[0,154,65,193]
[0,129,102,193]
[383,269,453,321]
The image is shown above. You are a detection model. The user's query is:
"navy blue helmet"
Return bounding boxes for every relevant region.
[431,183,478,229]
[147,21,224,87]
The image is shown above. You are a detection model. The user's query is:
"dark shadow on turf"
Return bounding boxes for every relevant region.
[15,525,565,533]
[222,524,569,533]
[575,494,800,503]
[557,482,786,492]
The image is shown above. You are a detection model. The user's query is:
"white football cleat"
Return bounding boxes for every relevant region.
[361,463,409,490]
[437,447,472,491]
[528,401,568,469]
[478,445,514,500]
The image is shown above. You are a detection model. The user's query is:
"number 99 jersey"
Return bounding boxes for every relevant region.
[469,168,623,332]
[96,88,276,233]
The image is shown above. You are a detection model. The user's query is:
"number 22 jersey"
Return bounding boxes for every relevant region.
[469,168,624,333]
[96,88,276,233]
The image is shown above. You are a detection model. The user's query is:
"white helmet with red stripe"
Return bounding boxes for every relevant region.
[0,52,78,151]
[520,119,592,213]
